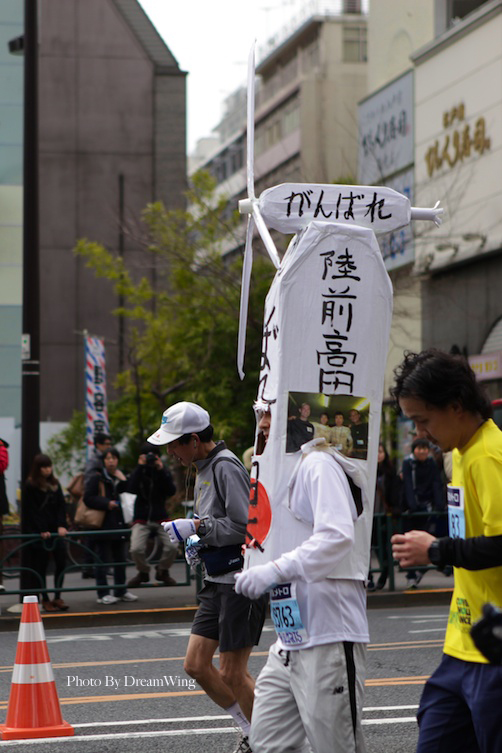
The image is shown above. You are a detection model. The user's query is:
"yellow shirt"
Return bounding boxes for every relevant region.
[444,419,502,663]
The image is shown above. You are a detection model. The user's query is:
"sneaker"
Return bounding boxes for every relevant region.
[118,591,138,602]
[232,736,252,753]
[414,572,423,588]
[127,571,150,588]
[155,569,177,586]
[97,595,119,604]
[405,576,417,589]
[0,584,5,593]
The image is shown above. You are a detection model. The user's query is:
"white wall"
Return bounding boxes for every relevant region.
[367,0,435,91]
[414,10,502,272]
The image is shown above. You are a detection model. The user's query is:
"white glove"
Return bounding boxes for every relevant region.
[162,518,196,543]
[234,561,283,600]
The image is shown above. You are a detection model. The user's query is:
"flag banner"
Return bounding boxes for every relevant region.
[245,221,393,580]
[84,335,109,459]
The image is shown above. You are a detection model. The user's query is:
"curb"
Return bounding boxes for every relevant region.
[0,589,453,632]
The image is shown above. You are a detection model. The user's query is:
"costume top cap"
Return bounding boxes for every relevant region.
[147,402,210,445]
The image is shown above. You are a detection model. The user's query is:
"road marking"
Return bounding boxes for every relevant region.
[0,727,236,746]
[0,717,420,745]
[408,628,447,633]
[0,639,443,674]
[387,614,448,620]
[363,717,417,725]
[69,706,419,727]
[0,677,428,710]
[73,715,232,727]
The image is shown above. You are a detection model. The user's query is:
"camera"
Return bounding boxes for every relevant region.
[145,452,158,467]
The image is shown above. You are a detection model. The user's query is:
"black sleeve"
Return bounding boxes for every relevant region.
[83,473,110,511]
[437,535,502,570]
[127,466,142,495]
[56,484,67,528]
[157,467,176,498]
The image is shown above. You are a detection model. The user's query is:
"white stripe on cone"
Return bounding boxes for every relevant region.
[12,662,55,684]
[18,622,46,643]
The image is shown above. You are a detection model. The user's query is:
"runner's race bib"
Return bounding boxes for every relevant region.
[447,486,465,539]
[270,582,308,647]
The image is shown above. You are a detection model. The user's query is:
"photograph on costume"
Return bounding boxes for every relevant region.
[286,392,370,459]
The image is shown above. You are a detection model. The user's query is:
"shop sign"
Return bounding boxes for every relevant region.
[425,103,491,178]
[468,351,502,381]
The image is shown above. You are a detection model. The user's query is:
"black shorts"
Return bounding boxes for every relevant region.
[191,581,267,652]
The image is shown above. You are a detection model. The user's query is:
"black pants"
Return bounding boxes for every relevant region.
[25,538,67,601]
[94,538,127,598]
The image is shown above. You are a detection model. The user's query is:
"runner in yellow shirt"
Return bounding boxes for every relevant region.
[390,348,502,753]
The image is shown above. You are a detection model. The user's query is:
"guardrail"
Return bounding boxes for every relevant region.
[369,510,449,591]
[0,528,193,597]
[1,511,449,598]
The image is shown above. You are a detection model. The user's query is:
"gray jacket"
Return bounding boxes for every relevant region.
[194,441,250,584]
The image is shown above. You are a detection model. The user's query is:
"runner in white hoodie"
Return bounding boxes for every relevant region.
[235,411,368,753]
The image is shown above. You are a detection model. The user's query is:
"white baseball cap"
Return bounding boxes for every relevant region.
[147,402,211,445]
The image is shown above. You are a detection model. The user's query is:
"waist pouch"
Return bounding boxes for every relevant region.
[199,544,243,576]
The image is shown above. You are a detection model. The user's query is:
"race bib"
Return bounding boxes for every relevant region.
[270,582,308,647]
[447,486,465,539]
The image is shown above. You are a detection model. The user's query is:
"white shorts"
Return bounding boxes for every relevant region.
[250,639,367,753]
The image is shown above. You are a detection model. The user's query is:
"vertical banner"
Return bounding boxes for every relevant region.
[84,335,109,459]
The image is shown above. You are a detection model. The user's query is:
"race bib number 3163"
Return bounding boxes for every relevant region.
[447,486,465,539]
[270,583,308,647]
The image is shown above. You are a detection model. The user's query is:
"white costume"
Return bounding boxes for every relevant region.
[242,447,368,753]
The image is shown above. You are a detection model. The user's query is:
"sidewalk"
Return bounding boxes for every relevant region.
[0,560,453,632]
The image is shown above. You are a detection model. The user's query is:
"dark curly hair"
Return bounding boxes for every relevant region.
[391,349,492,420]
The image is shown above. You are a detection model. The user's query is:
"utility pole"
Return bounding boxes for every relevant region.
[21,0,40,489]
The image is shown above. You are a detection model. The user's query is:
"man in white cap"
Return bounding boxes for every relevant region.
[148,402,267,753]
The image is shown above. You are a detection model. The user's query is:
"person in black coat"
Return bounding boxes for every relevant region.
[22,453,69,612]
[84,447,137,605]
[401,438,445,588]
[126,443,177,588]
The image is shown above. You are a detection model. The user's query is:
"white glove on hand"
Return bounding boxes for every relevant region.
[234,561,282,600]
[162,518,196,543]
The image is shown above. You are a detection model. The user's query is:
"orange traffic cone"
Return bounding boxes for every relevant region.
[0,595,74,740]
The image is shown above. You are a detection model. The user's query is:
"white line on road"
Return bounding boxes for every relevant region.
[362,717,417,726]
[73,715,232,728]
[0,709,420,745]
[71,706,419,728]
[387,614,448,620]
[0,728,236,746]
[408,628,447,633]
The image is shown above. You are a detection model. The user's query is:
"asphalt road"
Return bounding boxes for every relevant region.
[0,605,449,752]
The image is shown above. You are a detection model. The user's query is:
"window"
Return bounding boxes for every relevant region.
[343,25,367,62]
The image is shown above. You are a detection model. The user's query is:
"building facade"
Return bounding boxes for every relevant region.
[358,0,491,401]
[413,0,502,399]
[0,0,186,427]
[192,2,368,258]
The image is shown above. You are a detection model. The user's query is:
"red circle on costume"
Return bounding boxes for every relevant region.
[247,479,272,546]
